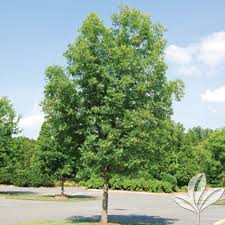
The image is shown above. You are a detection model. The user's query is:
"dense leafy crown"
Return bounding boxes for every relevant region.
[43,6,184,179]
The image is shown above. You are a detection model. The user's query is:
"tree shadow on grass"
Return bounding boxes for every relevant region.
[67,215,177,224]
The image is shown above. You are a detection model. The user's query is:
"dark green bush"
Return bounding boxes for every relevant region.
[109,176,123,189]
[160,181,174,193]
[160,173,177,190]
[0,167,14,184]
[81,176,104,189]
[13,170,30,187]
[13,166,54,187]
[80,176,174,193]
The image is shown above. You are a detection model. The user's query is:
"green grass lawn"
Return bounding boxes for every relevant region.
[14,220,165,225]
[0,192,96,202]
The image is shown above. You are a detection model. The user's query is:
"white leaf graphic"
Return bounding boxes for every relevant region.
[188,173,206,208]
[174,195,197,213]
[174,173,223,225]
[199,188,224,212]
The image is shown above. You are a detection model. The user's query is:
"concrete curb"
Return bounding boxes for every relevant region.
[214,219,225,225]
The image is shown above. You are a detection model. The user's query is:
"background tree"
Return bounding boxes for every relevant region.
[11,136,36,185]
[186,126,213,182]
[0,97,19,183]
[63,5,184,223]
[186,126,212,145]
[151,122,200,187]
[203,128,225,186]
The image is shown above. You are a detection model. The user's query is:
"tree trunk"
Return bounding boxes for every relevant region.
[61,176,65,196]
[101,179,109,224]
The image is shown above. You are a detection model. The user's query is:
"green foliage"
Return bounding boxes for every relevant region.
[80,176,104,189]
[142,122,200,187]
[160,173,177,190]
[203,128,225,186]
[63,5,184,189]
[0,97,20,183]
[0,97,19,137]
[80,176,174,193]
[9,136,54,187]
[13,162,54,187]
[186,127,212,145]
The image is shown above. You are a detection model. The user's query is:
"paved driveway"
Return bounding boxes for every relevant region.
[0,186,224,225]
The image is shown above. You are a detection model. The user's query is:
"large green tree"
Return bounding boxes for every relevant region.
[58,6,183,223]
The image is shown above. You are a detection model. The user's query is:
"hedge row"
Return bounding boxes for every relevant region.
[80,176,176,193]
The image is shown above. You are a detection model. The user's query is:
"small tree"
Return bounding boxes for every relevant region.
[40,66,83,195]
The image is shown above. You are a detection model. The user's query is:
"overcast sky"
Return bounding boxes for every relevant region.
[1,0,225,138]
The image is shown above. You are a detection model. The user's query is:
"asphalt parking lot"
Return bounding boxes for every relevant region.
[0,186,224,225]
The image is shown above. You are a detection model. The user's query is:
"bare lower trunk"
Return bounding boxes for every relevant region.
[61,176,65,196]
[101,180,109,224]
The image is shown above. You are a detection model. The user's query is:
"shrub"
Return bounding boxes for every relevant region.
[80,176,104,189]
[56,180,79,187]
[160,173,177,191]
[13,170,30,187]
[109,176,123,189]
[161,181,174,193]
[80,176,174,193]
